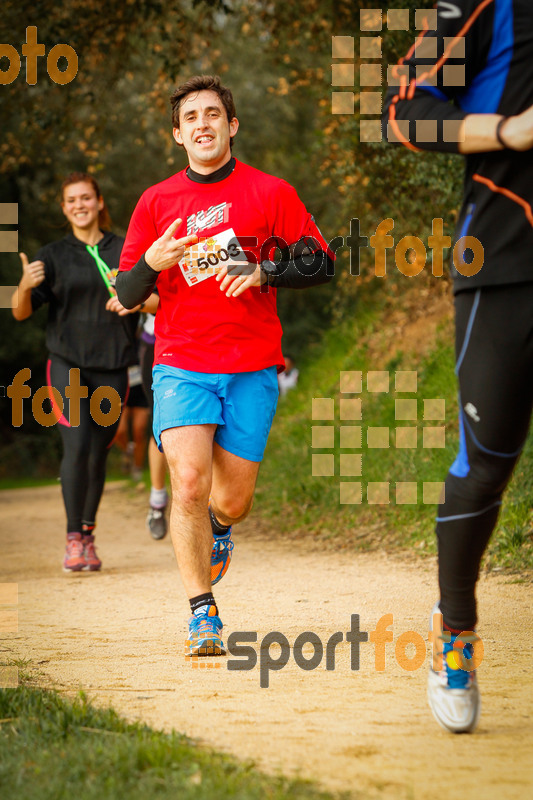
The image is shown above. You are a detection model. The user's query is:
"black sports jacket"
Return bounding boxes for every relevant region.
[383,0,533,292]
[31,232,138,370]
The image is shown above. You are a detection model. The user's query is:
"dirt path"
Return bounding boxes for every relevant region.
[1,483,532,799]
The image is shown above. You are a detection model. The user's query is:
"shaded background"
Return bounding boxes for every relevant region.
[1,0,463,477]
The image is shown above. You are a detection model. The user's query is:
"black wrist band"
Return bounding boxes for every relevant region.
[496,117,510,148]
[260,259,279,279]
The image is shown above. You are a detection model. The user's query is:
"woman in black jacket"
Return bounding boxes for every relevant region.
[12,172,140,573]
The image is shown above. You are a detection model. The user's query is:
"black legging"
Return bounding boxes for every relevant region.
[437,283,533,631]
[47,355,128,533]
[139,338,155,417]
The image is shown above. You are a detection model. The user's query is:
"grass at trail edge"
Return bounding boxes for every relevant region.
[257,289,533,572]
[1,280,531,571]
[0,676,348,800]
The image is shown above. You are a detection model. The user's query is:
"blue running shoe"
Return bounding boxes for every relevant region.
[186,605,225,656]
[427,603,481,733]
[211,529,234,585]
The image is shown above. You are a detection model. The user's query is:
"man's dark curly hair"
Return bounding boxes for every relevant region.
[170,75,236,129]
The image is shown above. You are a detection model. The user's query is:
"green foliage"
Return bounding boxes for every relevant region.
[0,1,217,473]
[485,436,533,571]
[0,683,345,800]
[1,0,342,472]
[0,0,479,486]
[257,281,533,570]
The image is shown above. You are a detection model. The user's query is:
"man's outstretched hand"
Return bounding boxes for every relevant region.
[145,218,198,272]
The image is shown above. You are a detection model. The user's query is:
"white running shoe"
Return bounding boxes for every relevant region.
[146,506,168,540]
[427,603,481,733]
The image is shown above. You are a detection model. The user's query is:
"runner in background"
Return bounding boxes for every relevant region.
[277,354,299,398]
[139,310,170,540]
[11,172,140,572]
[114,361,150,484]
[383,0,533,733]
[116,75,334,658]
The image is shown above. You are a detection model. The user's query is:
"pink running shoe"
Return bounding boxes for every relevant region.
[82,534,102,571]
[63,533,86,572]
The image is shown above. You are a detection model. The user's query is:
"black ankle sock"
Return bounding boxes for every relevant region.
[189,592,218,615]
[82,523,96,537]
[209,507,231,537]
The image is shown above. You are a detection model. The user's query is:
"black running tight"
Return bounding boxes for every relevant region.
[47,355,128,533]
[437,283,533,630]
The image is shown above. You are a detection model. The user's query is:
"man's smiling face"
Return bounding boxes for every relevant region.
[173,89,239,174]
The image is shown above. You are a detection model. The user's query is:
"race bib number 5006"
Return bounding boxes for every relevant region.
[179,227,250,287]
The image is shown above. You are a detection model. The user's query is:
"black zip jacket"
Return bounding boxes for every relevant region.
[382,0,533,292]
[31,231,139,370]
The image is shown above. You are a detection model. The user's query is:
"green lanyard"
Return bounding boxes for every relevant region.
[86,244,115,297]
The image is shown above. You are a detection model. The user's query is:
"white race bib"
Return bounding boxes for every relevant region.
[179,227,250,287]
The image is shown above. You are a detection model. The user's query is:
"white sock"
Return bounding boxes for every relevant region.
[150,487,168,508]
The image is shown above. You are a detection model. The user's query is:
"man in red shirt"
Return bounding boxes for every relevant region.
[116,75,333,657]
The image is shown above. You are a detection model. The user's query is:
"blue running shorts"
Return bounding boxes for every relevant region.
[152,365,279,462]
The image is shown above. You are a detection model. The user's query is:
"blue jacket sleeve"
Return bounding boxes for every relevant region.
[382,0,495,153]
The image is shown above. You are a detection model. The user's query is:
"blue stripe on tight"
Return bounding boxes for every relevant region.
[449,403,470,478]
[462,414,525,459]
[456,289,480,374]
[436,499,501,523]
[448,284,522,479]
[448,289,481,479]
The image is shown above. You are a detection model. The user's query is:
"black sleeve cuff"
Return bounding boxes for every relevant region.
[115,255,159,309]
[261,250,334,290]
[382,89,466,154]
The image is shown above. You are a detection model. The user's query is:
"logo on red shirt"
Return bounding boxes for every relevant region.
[187,202,231,235]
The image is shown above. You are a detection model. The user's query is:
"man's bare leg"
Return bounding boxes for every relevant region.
[161,424,216,598]
[202,444,261,586]
[210,442,261,526]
